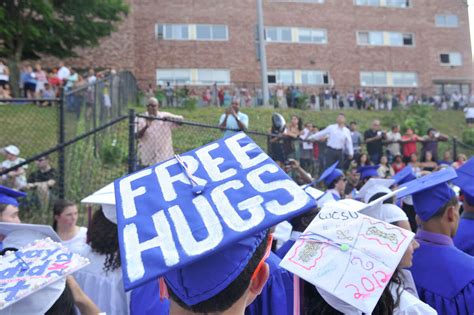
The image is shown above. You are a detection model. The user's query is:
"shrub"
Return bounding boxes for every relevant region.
[182,98,198,110]
[462,128,474,146]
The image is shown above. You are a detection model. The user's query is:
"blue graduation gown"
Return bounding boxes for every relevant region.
[275,240,295,259]
[409,229,474,315]
[130,279,170,315]
[245,252,294,315]
[453,213,474,256]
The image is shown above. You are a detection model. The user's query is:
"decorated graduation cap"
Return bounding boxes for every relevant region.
[318,162,343,186]
[114,133,316,305]
[0,223,88,314]
[280,194,415,314]
[391,165,416,186]
[0,222,61,249]
[357,165,380,180]
[397,167,458,221]
[0,185,26,207]
[355,178,395,203]
[81,183,117,224]
[452,157,474,206]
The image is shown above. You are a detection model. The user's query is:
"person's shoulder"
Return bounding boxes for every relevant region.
[396,290,437,315]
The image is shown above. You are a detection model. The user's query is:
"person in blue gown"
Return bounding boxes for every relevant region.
[452,157,474,256]
[130,280,170,315]
[397,167,474,314]
[245,252,293,315]
[0,185,25,250]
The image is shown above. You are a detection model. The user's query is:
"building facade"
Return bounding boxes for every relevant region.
[69,0,473,95]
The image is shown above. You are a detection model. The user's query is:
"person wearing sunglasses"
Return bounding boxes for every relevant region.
[136,97,184,167]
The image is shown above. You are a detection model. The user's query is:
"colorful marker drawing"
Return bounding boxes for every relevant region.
[350,257,374,271]
[360,218,408,252]
[288,239,328,270]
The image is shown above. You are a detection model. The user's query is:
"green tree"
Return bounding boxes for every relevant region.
[0,0,128,96]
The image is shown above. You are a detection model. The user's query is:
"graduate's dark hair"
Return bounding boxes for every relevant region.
[52,199,76,231]
[368,192,395,204]
[168,231,270,313]
[328,176,343,189]
[45,284,75,315]
[430,196,458,220]
[87,208,121,272]
[290,207,318,232]
[0,203,8,215]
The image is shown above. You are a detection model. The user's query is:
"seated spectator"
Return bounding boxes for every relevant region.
[452,153,467,169]
[392,154,406,174]
[1,145,27,190]
[378,155,395,178]
[357,153,371,167]
[41,83,56,106]
[408,153,422,176]
[438,150,453,166]
[421,128,448,162]
[402,128,423,164]
[24,155,56,209]
[420,151,438,173]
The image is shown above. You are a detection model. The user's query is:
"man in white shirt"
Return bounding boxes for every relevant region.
[57,61,70,83]
[218,99,249,138]
[308,113,353,169]
[465,105,474,127]
[385,124,402,163]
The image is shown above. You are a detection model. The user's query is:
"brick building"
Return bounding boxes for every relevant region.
[68,0,473,95]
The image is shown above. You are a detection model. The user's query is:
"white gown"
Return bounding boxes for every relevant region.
[74,245,130,315]
[61,226,89,257]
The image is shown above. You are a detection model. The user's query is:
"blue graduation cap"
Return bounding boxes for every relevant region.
[0,185,26,207]
[114,133,316,306]
[391,165,416,186]
[396,167,458,221]
[357,165,380,180]
[452,157,474,206]
[318,162,343,186]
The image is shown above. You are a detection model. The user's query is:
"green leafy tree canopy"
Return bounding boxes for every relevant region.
[0,0,128,96]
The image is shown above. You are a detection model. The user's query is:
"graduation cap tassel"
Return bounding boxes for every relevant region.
[159,277,169,301]
[174,154,205,195]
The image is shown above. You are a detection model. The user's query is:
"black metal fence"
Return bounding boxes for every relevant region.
[1,72,473,225]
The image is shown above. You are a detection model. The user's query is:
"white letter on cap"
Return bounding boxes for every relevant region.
[225,133,268,169]
[123,210,179,283]
[168,195,223,256]
[196,143,236,182]
[247,164,310,215]
[120,168,152,219]
[156,157,206,202]
[212,180,265,232]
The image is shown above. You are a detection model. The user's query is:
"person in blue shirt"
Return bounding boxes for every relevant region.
[397,167,474,314]
[218,99,249,138]
[453,157,474,256]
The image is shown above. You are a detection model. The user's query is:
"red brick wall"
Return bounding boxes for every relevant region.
[40,0,473,93]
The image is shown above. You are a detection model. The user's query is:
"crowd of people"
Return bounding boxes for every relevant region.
[145,80,474,112]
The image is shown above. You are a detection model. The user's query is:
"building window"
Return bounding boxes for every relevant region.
[156,24,190,40]
[156,24,228,41]
[265,27,327,44]
[196,69,230,84]
[358,31,413,46]
[157,69,192,85]
[360,71,417,87]
[157,69,230,85]
[440,53,462,66]
[270,0,324,3]
[196,25,228,40]
[355,0,410,8]
[265,27,292,42]
[298,28,327,44]
[269,70,329,85]
[435,14,459,28]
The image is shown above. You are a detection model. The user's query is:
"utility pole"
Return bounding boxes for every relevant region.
[257,0,270,107]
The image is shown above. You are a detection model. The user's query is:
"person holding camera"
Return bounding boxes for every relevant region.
[364,119,385,164]
[280,159,312,186]
[218,99,249,138]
